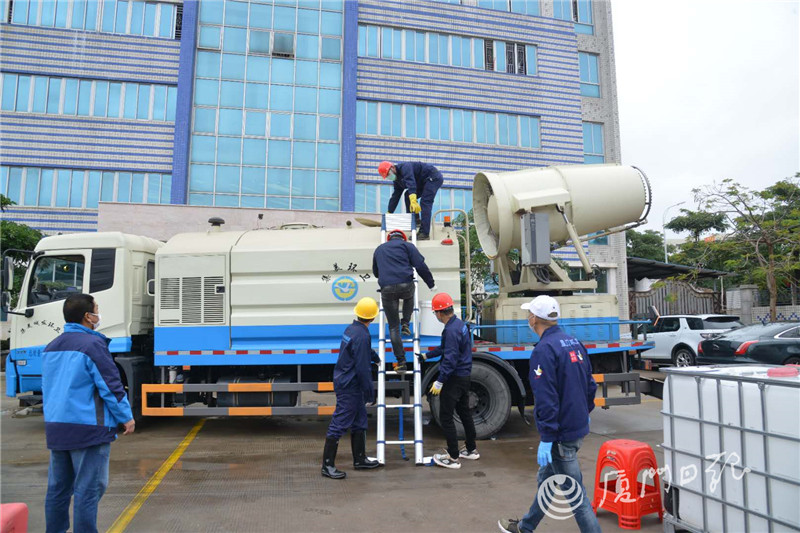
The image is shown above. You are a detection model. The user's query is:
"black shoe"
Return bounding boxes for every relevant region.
[417,233,429,241]
[352,430,382,470]
[393,355,407,375]
[498,519,522,533]
[321,437,346,479]
[401,323,412,337]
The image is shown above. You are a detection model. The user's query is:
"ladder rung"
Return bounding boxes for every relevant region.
[384,404,419,409]
[384,440,417,445]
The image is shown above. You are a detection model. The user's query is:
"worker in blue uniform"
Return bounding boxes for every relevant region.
[418,292,478,469]
[378,161,444,240]
[322,297,383,479]
[498,296,601,533]
[372,229,436,375]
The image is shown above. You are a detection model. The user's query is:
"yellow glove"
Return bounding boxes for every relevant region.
[408,193,421,214]
[429,381,443,396]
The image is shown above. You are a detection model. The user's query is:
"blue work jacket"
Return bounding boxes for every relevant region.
[426,315,472,383]
[528,325,597,443]
[42,323,133,451]
[387,162,443,212]
[334,320,378,401]
[372,238,435,289]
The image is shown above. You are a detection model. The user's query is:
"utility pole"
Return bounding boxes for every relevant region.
[663,201,685,263]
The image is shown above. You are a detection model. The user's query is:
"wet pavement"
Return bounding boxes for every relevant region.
[1,379,665,532]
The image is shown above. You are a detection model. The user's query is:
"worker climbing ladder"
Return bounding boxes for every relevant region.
[376,213,425,465]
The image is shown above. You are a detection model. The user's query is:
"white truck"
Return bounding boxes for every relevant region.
[3,164,655,438]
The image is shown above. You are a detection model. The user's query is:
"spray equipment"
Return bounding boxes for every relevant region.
[472,164,651,293]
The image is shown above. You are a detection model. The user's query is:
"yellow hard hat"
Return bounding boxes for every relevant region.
[354,297,379,320]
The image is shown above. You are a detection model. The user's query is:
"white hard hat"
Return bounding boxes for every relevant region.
[521,295,560,320]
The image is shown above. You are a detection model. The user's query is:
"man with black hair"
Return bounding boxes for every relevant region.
[372,229,436,375]
[43,293,135,533]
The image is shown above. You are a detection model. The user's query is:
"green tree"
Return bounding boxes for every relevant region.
[626,229,666,261]
[665,209,728,242]
[692,176,800,320]
[1,195,44,305]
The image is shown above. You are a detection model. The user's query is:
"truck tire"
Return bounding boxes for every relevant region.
[672,347,695,367]
[430,362,511,440]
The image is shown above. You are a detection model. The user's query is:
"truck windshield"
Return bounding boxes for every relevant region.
[27,255,85,306]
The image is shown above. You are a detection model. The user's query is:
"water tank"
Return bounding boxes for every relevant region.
[473,164,650,259]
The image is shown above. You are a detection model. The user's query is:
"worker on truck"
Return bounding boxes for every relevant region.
[372,229,436,375]
[498,295,600,533]
[418,292,478,469]
[321,297,383,480]
[378,161,444,240]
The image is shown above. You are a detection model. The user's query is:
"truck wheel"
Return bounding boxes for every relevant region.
[430,362,511,440]
[672,348,695,367]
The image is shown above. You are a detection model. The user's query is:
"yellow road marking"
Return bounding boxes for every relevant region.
[107,419,205,533]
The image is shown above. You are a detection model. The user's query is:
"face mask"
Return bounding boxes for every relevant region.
[89,312,102,330]
[528,315,536,332]
[388,170,396,180]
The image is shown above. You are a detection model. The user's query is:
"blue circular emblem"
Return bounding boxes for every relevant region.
[331,276,358,301]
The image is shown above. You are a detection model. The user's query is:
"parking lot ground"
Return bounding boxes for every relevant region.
[2,379,665,533]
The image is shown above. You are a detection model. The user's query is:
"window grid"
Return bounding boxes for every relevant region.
[0,73,177,121]
[188,0,344,209]
[0,165,172,207]
[578,52,600,97]
[356,100,540,149]
[357,24,536,76]
[582,122,604,164]
[9,0,176,38]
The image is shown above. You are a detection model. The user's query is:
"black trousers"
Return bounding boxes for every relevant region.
[439,376,477,458]
[380,282,414,362]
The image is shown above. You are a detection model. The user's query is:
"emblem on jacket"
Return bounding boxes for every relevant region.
[533,365,543,378]
[569,350,583,363]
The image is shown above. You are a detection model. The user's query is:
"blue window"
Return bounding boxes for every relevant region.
[298,8,320,33]
[318,89,340,114]
[553,0,571,20]
[131,173,144,203]
[249,30,270,55]
[270,85,292,111]
[55,0,69,27]
[223,27,247,54]
[225,0,249,27]
[291,197,314,210]
[101,172,114,201]
[189,193,213,206]
[295,61,318,86]
[320,11,342,36]
[129,0,144,34]
[579,52,600,97]
[249,3,271,29]
[41,0,56,26]
[293,114,317,140]
[77,80,92,116]
[160,175,171,203]
[526,45,537,75]
[575,0,593,33]
[296,34,320,60]
[63,78,79,115]
[143,2,155,35]
[429,33,439,64]
[72,0,87,29]
[147,173,160,204]
[1,74,17,111]
[15,76,30,112]
[6,168,22,203]
[190,164,215,192]
[93,81,108,116]
[39,169,53,206]
[274,6,296,32]
[583,122,604,163]
[219,81,244,107]
[166,87,177,120]
[498,113,508,145]
[107,82,121,116]
[267,140,291,166]
[218,108,243,135]
[271,58,294,84]
[191,135,216,163]
[319,63,341,88]
[215,167,240,193]
[241,167,265,195]
[221,53,246,80]
[270,113,291,137]
[114,0,127,32]
[199,26,221,49]
[317,143,339,170]
[245,111,267,136]
[24,168,39,205]
[267,167,290,196]
[199,0,223,24]
[316,171,339,198]
[196,51,221,78]
[152,85,166,120]
[195,79,218,106]
[217,137,242,165]
[355,101,366,135]
[69,170,85,207]
[291,169,315,195]
[245,83,269,109]
[85,171,100,207]
[365,101,377,135]
[246,56,270,82]
[511,0,539,15]
[158,4,173,37]
[123,83,137,118]
[55,170,70,206]
[101,0,115,31]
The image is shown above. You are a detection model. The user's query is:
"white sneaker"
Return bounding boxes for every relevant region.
[459,447,480,460]
[433,452,461,469]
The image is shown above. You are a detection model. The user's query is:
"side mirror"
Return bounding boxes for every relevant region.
[1,256,13,292]
[1,291,9,321]
[146,279,155,297]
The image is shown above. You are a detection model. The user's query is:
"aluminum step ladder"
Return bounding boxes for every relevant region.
[376,213,424,465]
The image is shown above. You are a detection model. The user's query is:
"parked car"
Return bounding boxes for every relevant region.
[641,314,743,366]
[697,322,800,366]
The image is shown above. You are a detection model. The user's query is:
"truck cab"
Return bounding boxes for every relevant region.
[5,232,163,410]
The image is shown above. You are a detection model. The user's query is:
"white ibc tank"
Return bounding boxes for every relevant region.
[473,164,650,258]
[662,366,800,533]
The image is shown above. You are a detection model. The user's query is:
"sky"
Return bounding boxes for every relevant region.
[610,0,800,239]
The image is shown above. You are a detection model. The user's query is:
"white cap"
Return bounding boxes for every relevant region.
[521,295,560,320]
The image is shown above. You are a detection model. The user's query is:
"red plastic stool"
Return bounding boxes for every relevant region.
[592,439,663,529]
[0,503,29,533]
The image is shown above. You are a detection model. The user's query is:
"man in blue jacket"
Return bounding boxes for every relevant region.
[498,296,600,533]
[419,292,478,469]
[43,293,135,533]
[378,161,444,240]
[322,297,383,479]
[372,229,436,374]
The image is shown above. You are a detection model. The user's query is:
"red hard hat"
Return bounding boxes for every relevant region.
[378,161,393,178]
[387,229,407,242]
[431,293,454,311]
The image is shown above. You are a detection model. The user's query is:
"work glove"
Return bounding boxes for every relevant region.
[415,352,427,363]
[537,441,553,467]
[408,193,421,214]
[430,284,437,292]
[429,381,443,396]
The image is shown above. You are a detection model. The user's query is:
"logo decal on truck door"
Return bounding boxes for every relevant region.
[331,276,358,301]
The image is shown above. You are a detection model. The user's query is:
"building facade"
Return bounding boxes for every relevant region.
[0,0,629,315]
